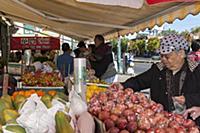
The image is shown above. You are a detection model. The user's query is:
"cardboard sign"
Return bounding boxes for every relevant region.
[10,37,60,50]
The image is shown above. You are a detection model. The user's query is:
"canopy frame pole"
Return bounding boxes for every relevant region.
[117,33,123,73]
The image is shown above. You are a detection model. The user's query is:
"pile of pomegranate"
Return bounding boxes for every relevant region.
[88,85,200,133]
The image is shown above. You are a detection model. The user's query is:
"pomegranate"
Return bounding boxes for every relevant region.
[156,117,169,128]
[104,119,115,130]
[116,117,127,130]
[124,88,134,95]
[108,127,120,133]
[173,114,185,125]
[126,121,137,133]
[130,94,138,103]
[125,101,134,108]
[153,113,165,123]
[164,128,176,133]
[169,120,180,129]
[98,93,108,103]
[132,104,144,113]
[119,130,129,133]
[151,103,164,113]
[110,114,119,122]
[138,117,151,130]
[140,100,151,108]
[146,128,155,133]
[98,111,110,121]
[122,109,134,117]
[175,126,187,133]
[135,130,145,133]
[127,114,137,122]
[140,109,154,117]
[154,128,166,133]
[112,106,123,115]
[182,119,195,128]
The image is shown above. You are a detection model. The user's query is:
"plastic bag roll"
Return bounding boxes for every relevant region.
[74,58,86,102]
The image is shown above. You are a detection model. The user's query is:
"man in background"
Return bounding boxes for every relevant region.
[57,43,74,78]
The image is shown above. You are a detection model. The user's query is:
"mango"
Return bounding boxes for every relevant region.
[13,95,26,110]
[0,99,13,125]
[54,92,68,102]
[55,111,73,133]
[5,125,26,133]
[3,109,19,124]
[1,95,13,108]
[41,94,52,108]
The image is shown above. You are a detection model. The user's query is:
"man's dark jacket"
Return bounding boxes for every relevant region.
[122,59,200,124]
[90,43,113,78]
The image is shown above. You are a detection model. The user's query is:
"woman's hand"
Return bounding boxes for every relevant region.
[183,106,200,120]
[173,95,185,105]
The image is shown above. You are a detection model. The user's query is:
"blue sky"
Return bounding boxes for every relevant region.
[163,13,200,32]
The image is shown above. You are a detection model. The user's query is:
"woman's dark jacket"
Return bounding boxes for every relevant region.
[122,59,200,124]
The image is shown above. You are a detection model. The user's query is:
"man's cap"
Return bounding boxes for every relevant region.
[160,34,189,54]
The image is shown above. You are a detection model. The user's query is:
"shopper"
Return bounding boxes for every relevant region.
[57,43,74,78]
[188,39,200,63]
[113,34,200,125]
[90,34,116,83]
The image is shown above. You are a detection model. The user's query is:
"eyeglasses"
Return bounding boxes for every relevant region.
[160,53,174,60]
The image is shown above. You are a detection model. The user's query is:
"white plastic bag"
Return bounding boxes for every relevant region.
[17,94,56,133]
[69,90,87,116]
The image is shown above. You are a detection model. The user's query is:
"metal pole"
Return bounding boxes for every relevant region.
[117,36,123,73]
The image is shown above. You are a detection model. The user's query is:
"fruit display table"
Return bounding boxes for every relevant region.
[17,86,65,93]
[88,85,200,133]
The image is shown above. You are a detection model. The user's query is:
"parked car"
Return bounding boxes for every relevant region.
[151,55,160,60]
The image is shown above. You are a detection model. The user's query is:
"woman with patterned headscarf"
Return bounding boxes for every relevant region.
[113,34,200,126]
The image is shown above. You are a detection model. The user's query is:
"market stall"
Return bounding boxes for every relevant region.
[0,0,200,133]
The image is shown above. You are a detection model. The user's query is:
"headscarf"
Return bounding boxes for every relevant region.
[160,34,189,54]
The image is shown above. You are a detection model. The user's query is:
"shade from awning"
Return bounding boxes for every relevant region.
[0,0,199,40]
